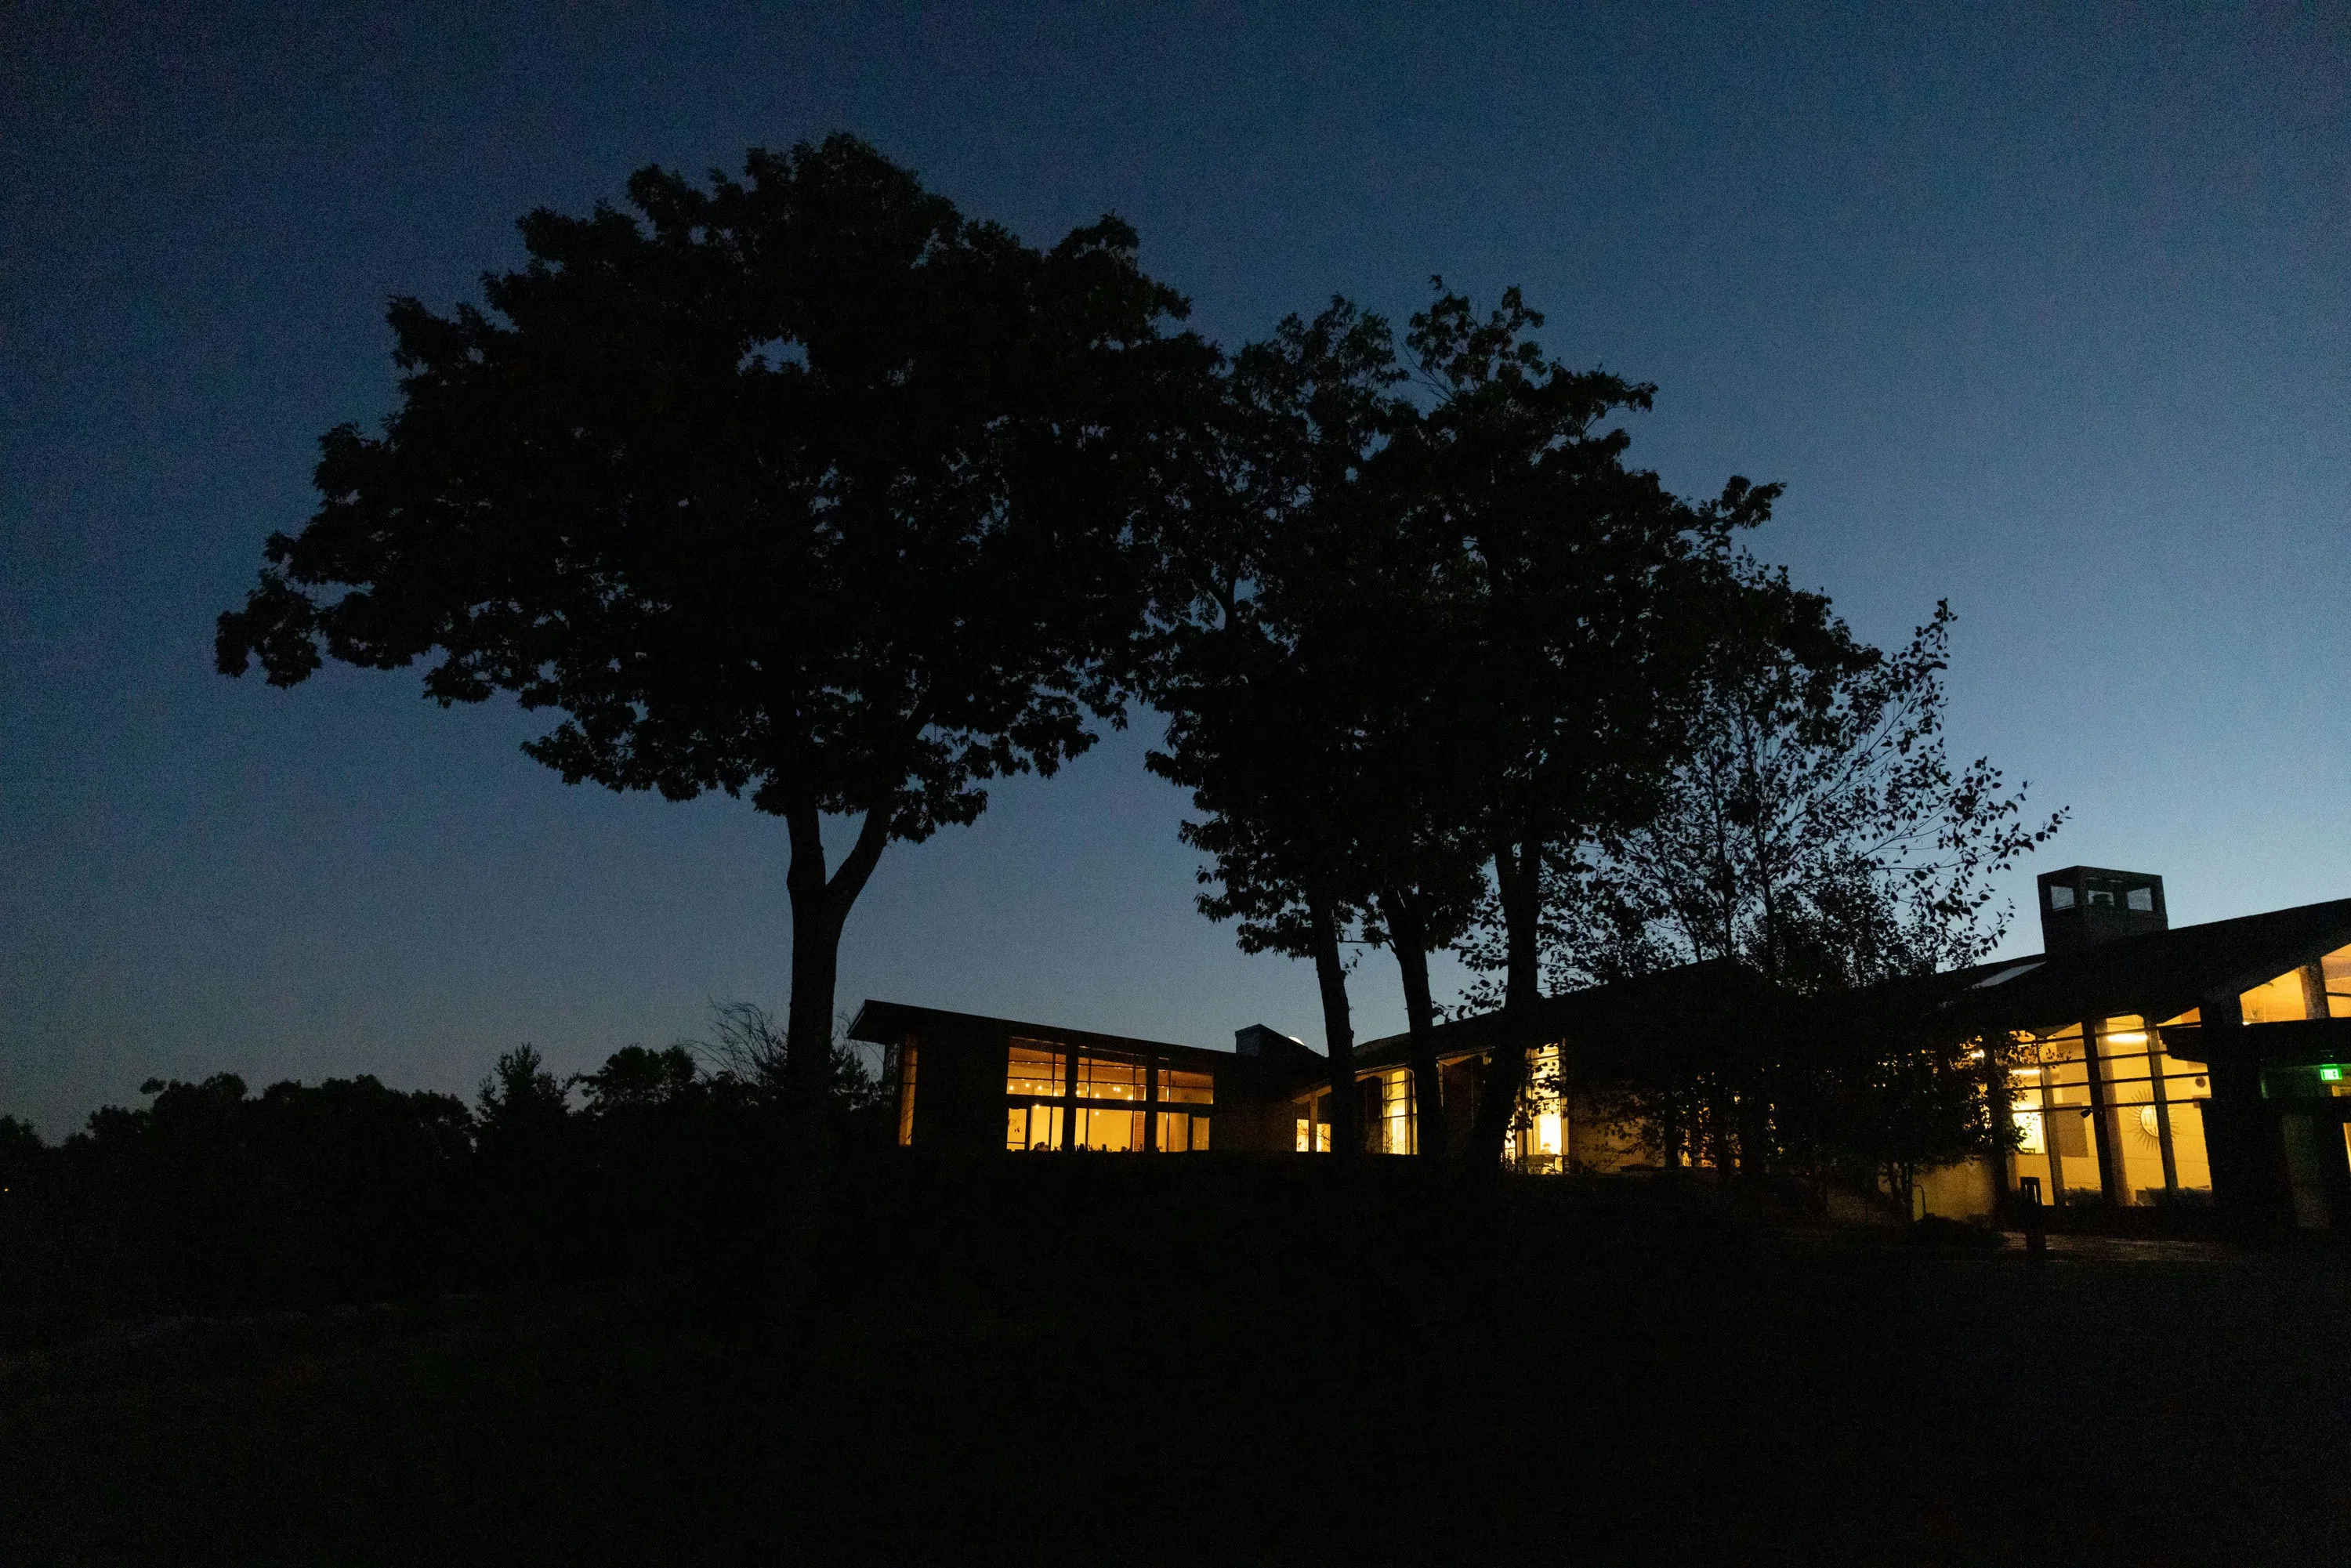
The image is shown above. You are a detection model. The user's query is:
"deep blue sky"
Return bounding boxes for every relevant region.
[4,2,2346,1136]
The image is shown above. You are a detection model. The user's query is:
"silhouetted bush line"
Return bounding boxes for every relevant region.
[0,1038,891,1352]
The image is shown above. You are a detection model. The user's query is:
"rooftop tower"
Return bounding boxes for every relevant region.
[2037,865,2168,954]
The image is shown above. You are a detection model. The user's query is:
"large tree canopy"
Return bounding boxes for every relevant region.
[1146,299,1415,1161]
[218,135,1203,1121]
[1403,284,1774,1164]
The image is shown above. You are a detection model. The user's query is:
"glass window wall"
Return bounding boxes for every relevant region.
[1007,1041,1067,1098]
[1375,1068,1415,1155]
[1154,1110,1212,1153]
[1074,1106,1143,1150]
[1508,1045,1564,1171]
[2323,943,2351,1020]
[1009,1103,1065,1151]
[2241,969,2313,1023]
[1157,1067,1213,1105]
[2006,1015,2212,1204]
[1005,1042,1216,1153]
[1076,1056,1145,1102]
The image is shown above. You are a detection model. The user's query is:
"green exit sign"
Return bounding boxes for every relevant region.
[2322,1066,2344,1083]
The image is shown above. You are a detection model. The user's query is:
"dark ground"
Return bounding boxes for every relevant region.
[2,1160,2346,1566]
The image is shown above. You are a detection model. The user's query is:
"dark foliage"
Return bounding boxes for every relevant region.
[1405,283,1778,1164]
[0,1075,475,1341]
[1146,298,1429,1158]
[215,133,1204,1123]
[1541,588,2063,1208]
[0,1013,885,1350]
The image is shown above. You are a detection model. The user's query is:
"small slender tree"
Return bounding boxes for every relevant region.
[216,137,1201,1171]
[1556,589,2064,1190]
[1577,595,2063,994]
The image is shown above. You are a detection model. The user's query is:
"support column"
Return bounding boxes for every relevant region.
[1143,1054,1161,1153]
[2197,992,2292,1233]
[1982,1037,2016,1212]
[2143,1023,2179,1196]
[2038,1057,2067,1200]
[2083,1018,2126,1206]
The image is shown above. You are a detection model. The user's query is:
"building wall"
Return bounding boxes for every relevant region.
[1215,1099,1300,1155]
[1563,1101,1650,1174]
[1916,1157,1998,1220]
[906,1022,1015,1157]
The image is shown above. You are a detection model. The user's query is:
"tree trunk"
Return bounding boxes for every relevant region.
[1708,1088,1739,1178]
[1309,889,1361,1161]
[780,802,892,1258]
[1468,838,1544,1168]
[1657,1094,1684,1176]
[1737,1088,1770,1182]
[1378,887,1447,1160]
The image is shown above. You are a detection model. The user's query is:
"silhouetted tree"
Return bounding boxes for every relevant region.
[38,1073,474,1316]
[692,1001,878,1110]
[1360,762,1485,1159]
[576,1044,701,1114]
[1407,283,1772,1166]
[0,1114,39,1192]
[475,1044,571,1161]
[215,135,1202,1175]
[1556,589,2061,1194]
[1569,596,2062,995]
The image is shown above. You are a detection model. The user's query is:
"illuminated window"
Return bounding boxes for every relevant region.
[1512,1045,1564,1168]
[2013,1107,2045,1155]
[1076,1056,1144,1102]
[897,1043,918,1146]
[1158,1067,1213,1106]
[2324,944,2351,1020]
[1074,1106,1142,1150]
[1534,1110,1563,1157]
[1154,1110,1209,1153]
[2241,969,2312,1024]
[1376,1069,1415,1155]
[1007,1041,1067,1097]
[1296,1117,1310,1153]
[1008,1103,1063,1151]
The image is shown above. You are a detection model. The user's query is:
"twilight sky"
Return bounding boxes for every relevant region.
[3,2,2346,1136]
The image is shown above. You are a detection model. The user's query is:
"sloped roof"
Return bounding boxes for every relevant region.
[845,998,1327,1096]
[1929,897,2351,1037]
[1331,898,2351,1086]
[1347,957,1784,1078]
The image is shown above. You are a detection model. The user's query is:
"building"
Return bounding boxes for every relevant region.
[1913,869,2351,1226]
[847,999,1324,1157]
[853,869,2351,1232]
